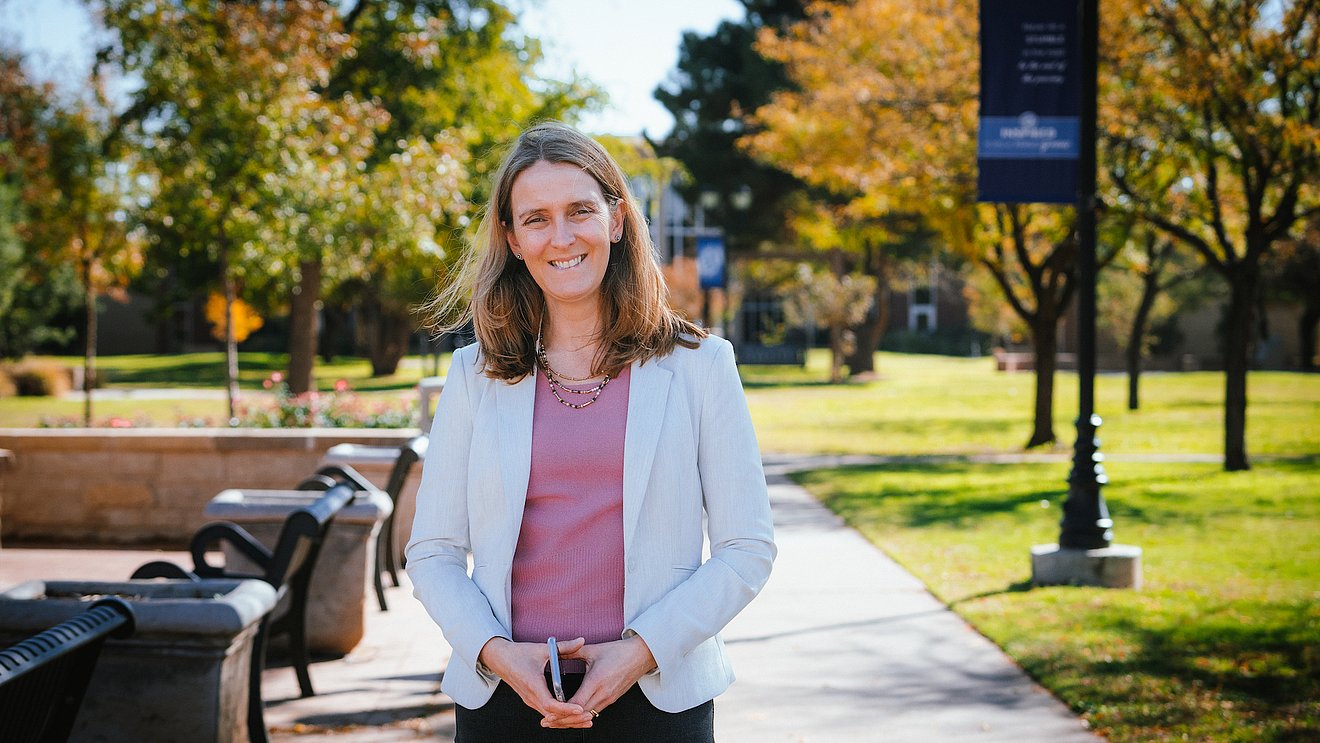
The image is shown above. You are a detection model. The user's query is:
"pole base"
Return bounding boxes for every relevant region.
[1030,543,1142,589]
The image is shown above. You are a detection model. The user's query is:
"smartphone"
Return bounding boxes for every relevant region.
[546,637,566,702]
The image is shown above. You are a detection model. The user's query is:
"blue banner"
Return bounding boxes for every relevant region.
[696,236,725,289]
[978,1,1080,203]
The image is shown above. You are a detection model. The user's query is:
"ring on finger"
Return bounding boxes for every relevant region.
[589,709,599,719]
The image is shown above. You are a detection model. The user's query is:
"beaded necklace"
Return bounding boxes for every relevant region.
[535,331,611,410]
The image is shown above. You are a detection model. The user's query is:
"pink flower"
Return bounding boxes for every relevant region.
[108,417,133,428]
[270,372,284,383]
[334,379,350,393]
[263,379,273,389]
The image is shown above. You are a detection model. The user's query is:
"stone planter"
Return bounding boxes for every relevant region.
[0,578,276,743]
[204,488,392,655]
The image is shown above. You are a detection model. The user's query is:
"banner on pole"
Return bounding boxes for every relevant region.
[977,0,1080,204]
[696,236,726,289]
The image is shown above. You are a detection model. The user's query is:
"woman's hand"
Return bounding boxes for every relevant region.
[543,635,658,728]
[477,637,594,728]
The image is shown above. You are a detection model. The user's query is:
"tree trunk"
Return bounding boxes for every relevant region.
[1299,297,1319,372]
[846,246,889,377]
[81,246,96,427]
[1126,272,1159,410]
[363,298,414,377]
[220,240,239,422]
[287,257,322,395]
[829,322,846,384]
[1223,269,1254,471]
[1026,312,1058,448]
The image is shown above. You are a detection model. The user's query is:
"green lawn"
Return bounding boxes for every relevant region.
[794,460,1319,741]
[743,350,1319,457]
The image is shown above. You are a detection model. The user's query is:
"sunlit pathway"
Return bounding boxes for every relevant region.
[712,455,1102,742]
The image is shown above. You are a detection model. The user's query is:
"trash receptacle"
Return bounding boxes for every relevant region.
[204,488,392,655]
[0,578,276,743]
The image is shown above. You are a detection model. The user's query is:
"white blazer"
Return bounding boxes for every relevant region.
[406,335,776,713]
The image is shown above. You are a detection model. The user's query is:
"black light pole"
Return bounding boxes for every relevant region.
[1059,0,1113,550]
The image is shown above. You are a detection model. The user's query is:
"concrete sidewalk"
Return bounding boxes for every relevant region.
[714,456,1101,741]
[0,454,1101,741]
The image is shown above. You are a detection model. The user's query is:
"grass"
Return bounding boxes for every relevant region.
[793,460,1320,741]
[0,353,447,427]
[742,350,1320,456]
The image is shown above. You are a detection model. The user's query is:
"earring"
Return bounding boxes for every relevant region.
[514,253,523,260]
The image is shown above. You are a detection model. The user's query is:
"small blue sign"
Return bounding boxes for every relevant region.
[696,236,725,289]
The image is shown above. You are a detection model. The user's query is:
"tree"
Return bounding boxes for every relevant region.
[1105,0,1320,469]
[97,0,359,416]
[317,0,599,380]
[1098,227,1201,409]
[743,0,1108,446]
[41,78,144,424]
[1266,213,1320,370]
[782,262,877,383]
[653,0,808,255]
[0,52,81,361]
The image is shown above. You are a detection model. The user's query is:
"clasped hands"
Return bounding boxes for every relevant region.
[477,634,657,729]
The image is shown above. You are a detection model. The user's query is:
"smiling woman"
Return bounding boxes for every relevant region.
[506,161,621,321]
[407,122,776,741]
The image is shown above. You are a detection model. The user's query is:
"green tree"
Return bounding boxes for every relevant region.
[1105,0,1320,470]
[0,53,81,361]
[653,0,808,255]
[41,76,144,424]
[1098,226,1202,410]
[312,0,600,380]
[782,261,877,383]
[97,0,355,416]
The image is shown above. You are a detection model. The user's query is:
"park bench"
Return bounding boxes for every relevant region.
[131,479,356,743]
[993,349,1078,372]
[310,435,429,611]
[0,597,136,743]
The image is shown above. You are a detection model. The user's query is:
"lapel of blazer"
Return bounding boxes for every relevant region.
[623,357,673,555]
[495,371,536,556]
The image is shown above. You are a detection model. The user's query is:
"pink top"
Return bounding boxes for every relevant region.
[510,365,630,672]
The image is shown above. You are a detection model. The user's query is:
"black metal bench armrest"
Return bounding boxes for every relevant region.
[309,464,377,494]
[189,521,275,580]
[295,473,338,491]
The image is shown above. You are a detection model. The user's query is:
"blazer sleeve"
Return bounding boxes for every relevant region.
[405,345,507,681]
[624,340,777,676]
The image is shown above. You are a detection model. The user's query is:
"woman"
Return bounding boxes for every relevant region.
[407,121,775,741]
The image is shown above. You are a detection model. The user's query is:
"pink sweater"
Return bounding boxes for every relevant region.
[510,365,630,671]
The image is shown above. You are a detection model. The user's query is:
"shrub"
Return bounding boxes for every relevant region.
[232,374,416,429]
[0,367,16,398]
[7,361,73,396]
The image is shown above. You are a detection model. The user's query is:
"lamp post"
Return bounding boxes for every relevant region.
[1028,0,1142,589]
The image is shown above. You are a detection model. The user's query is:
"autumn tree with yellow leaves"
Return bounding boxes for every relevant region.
[744,0,1102,448]
[744,0,1318,459]
[1103,0,1320,470]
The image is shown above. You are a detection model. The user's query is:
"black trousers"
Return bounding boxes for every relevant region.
[454,672,715,743]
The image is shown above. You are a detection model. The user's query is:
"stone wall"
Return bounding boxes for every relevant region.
[0,428,417,545]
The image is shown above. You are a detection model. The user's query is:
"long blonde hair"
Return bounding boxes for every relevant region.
[423,122,704,381]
